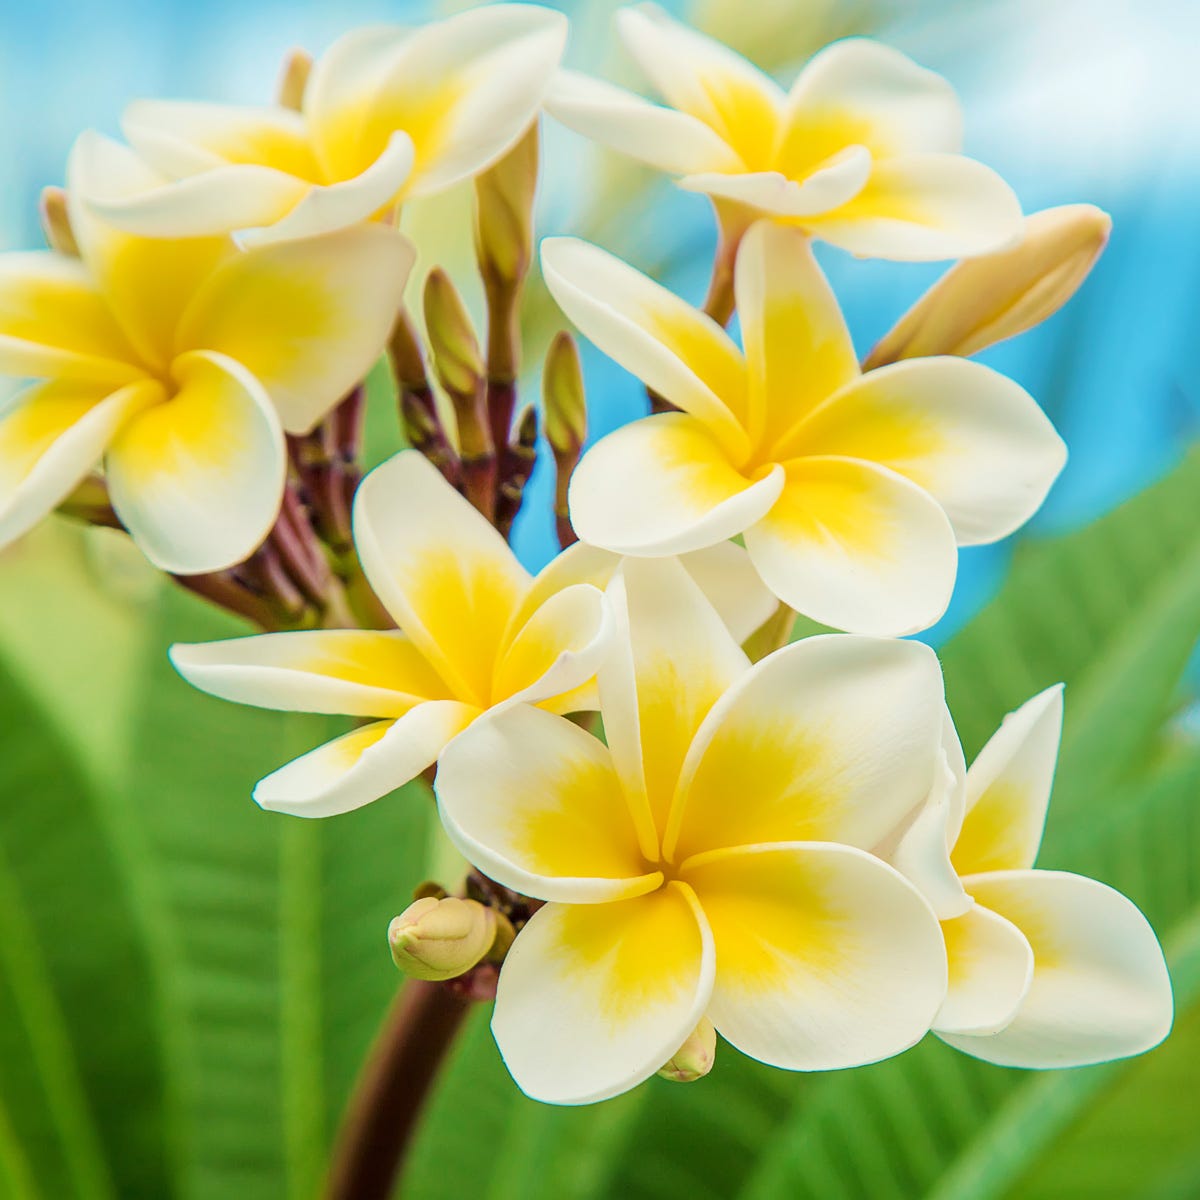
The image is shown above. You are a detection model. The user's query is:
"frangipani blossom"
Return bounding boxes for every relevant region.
[545,221,1065,636]
[169,451,771,819]
[889,687,1173,1066]
[0,133,411,573]
[436,556,949,1104]
[89,5,567,245]
[546,4,1021,260]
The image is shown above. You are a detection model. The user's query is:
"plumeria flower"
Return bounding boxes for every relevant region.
[544,220,1065,636]
[888,686,1173,1066]
[546,3,1020,260]
[0,133,410,574]
[88,5,567,245]
[436,555,949,1104]
[169,451,770,818]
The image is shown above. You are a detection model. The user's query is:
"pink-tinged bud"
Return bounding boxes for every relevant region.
[388,896,497,982]
[276,48,313,112]
[40,187,78,256]
[657,1018,716,1083]
[865,204,1112,368]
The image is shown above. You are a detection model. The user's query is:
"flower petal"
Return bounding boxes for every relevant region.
[492,881,714,1105]
[667,634,944,862]
[541,237,750,453]
[935,903,1033,1036]
[743,457,957,636]
[602,556,750,846]
[66,132,231,371]
[803,152,1023,261]
[568,412,784,557]
[0,379,159,549]
[176,223,414,434]
[435,702,661,903]
[616,3,784,170]
[944,870,1173,1067]
[678,149,870,219]
[0,252,143,385]
[952,685,1064,877]
[255,701,478,818]
[352,450,531,707]
[169,629,453,720]
[105,350,285,574]
[338,5,567,198]
[492,582,613,711]
[779,39,962,184]
[682,842,946,1069]
[545,69,741,175]
[734,222,858,454]
[784,357,1066,544]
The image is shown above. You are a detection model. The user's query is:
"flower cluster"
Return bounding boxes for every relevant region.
[0,1,1171,1108]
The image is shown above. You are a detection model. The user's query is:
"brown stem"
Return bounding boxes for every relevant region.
[552,447,578,549]
[173,570,280,630]
[324,983,471,1200]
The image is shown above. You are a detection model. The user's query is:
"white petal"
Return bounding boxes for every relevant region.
[541,237,750,453]
[934,902,1033,1035]
[177,223,414,434]
[676,542,778,644]
[568,412,783,557]
[105,350,285,574]
[435,702,660,904]
[679,149,869,218]
[743,457,958,637]
[683,842,946,1069]
[351,450,530,706]
[545,69,741,175]
[0,379,159,549]
[667,634,944,862]
[169,629,453,719]
[492,882,714,1104]
[787,357,1066,545]
[255,701,478,818]
[953,685,1064,877]
[944,870,1173,1068]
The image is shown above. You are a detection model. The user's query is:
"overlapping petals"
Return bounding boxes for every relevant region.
[437,556,948,1103]
[888,686,1174,1064]
[548,221,1064,635]
[172,450,614,817]
[546,4,1020,260]
[95,5,568,243]
[0,132,413,572]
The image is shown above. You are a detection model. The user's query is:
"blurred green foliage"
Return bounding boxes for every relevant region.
[2,445,1199,1197]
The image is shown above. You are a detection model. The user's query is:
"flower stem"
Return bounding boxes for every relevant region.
[324,982,472,1200]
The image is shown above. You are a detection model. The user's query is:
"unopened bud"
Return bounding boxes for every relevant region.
[40,187,79,256]
[474,122,539,288]
[542,332,586,455]
[276,48,313,112]
[864,204,1112,368]
[424,269,485,400]
[388,896,497,982]
[657,1018,716,1083]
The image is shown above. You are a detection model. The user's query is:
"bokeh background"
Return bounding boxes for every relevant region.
[1,1,1199,1197]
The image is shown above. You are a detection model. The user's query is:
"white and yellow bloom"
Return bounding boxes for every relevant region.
[169,450,771,818]
[544,221,1065,636]
[436,556,949,1104]
[889,686,1174,1066]
[546,4,1020,260]
[89,6,567,244]
[0,133,411,573]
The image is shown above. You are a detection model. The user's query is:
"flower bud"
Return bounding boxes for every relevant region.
[474,121,539,288]
[423,268,485,401]
[40,187,79,257]
[542,332,586,456]
[388,896,497,982]
[864,204,1112,368]
[657,1018,716,1083]
[276,48,313,112]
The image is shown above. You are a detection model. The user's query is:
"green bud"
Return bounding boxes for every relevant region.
[275,47,313,111]
[388,896,497,982]
[542,332,586,456]
[474,122,539,287]
[423,268,485,400]
[657,1018,716,1083]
